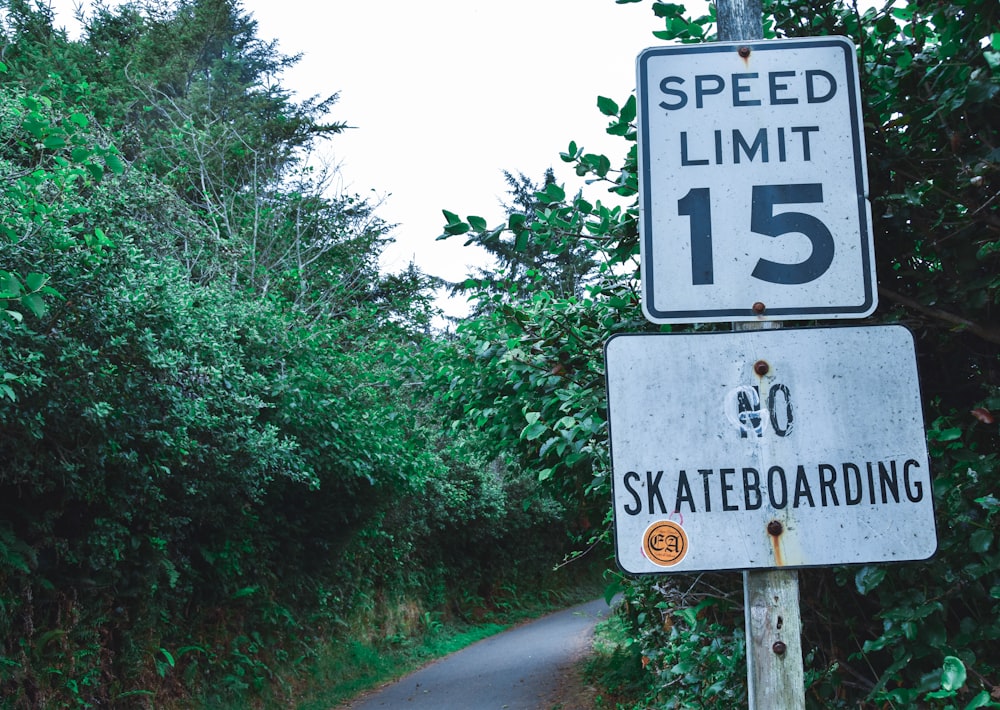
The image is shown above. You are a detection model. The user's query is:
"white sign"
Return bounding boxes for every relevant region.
[637,37,876,324]
[605,326,936,574]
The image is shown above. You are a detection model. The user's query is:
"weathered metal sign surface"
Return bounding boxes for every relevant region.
[605,326,936,574]
[636,37,876,324]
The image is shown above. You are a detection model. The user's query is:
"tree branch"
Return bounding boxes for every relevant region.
[879,286,1000,345]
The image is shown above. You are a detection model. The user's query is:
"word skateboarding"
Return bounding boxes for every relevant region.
[619,459,926,516]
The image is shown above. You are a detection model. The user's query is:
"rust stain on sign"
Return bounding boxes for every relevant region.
[768,519,785,567]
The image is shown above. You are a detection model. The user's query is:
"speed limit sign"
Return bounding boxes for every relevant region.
[637,36,877,324]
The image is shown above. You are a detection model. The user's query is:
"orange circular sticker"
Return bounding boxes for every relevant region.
[643,520,689,567]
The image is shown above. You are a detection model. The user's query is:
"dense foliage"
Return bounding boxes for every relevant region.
[2,0,996,706]
[439,0,999,707]
[0,1,579,706]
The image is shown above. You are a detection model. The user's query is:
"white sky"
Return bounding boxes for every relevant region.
[47,0,692,313]
[242,0,665,285]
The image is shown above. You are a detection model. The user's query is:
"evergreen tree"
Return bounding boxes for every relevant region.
[453,168,600,307]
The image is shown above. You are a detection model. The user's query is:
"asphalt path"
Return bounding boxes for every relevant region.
[342,597,613,710]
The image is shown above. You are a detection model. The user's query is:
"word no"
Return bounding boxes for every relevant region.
[725,383,793,438]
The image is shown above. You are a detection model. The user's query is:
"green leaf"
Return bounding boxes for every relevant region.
[606,121,631,137]
[676,608,699,626]
[670,659,695,675]
[0,272,22,299]
[539,436,561,457]
[597,96,619,116]
[21,293,47,318]
[521,422,547,441]
[443,221,469,236]
[620,95,637,123]
[94,227,113,246]
[976,494,1000,512]
[969,528,993,553]
[603,576,624,606]
[884,688,919,705]
[653,3,687,18]
[560,140,579,162]
[540,182,565,203]
[104,152,125,174]
[925,689,957,700]
[862,635,892,653]
[940,656,966,692]
[705,680,727,696]
[23,116,48,140]
[71,146,92,162]
[467,215,488,231]
[595,154,612,177]
[43,134,66,149]
[928,427,962,442]
[855,565,887,595]
[25,272,48,292]
[964,690,993,709]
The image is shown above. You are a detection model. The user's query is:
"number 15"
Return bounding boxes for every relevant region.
[677,183,835,286]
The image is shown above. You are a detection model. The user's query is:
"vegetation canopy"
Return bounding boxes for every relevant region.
[0,0,996,707]
[439,0,999,706]
[0,0,581,706]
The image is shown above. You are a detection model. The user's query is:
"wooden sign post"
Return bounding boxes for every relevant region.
[718,1,805,706]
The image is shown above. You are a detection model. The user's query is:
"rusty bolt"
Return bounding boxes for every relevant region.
[772,641,787,655]
[754,360,770,376]
[767,520,783,536]
[752,301,766,314]
[738,46,752,58]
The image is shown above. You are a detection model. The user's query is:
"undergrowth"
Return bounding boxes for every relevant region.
[185,573,609,709]
[586,611,650,710]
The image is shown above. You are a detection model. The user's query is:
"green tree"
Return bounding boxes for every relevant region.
[450,168,600,305]
[75,0,344,186]
[439,0,999,706]
[0,2,588,705]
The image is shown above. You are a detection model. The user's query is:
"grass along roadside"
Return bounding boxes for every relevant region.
[291,581,609,709]
[300,620,508,709]
[583,608,650,710]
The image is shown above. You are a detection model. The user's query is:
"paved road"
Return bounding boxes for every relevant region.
[342,598,613,709]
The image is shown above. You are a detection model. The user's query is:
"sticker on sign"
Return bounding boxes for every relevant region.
[637,37,876,323]
[604,326,936,574]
